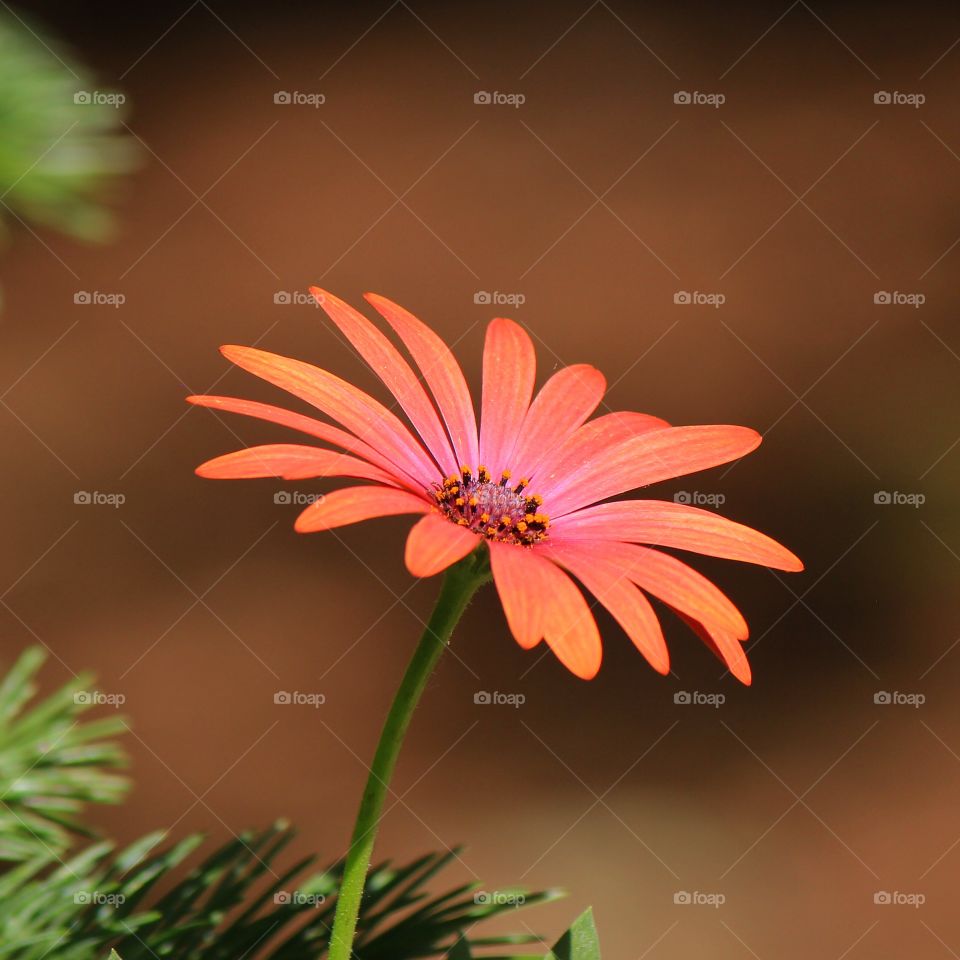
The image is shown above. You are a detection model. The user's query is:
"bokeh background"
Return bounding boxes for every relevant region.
[2,1,960,956]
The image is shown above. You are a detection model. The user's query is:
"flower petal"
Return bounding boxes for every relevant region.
[674,610,752,685]
[295,485,431,533]
[536,557,603,680]
[531,411,670,498]
[510,364,607,479]
[479,318,536,477]
[364,293,480,469]
[309,288,458,476]
[489,541,547,649]
[551,499,803,571]
[404,513,480,578]
[541,542,669,674]
[187,395,399,482]
[220,345,438,490]
[554,540,748,639]
[547,424,762,517]
[196,444,395,483]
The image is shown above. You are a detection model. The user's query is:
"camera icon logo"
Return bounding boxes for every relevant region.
[73,91,92,105]
[874,491,891,505]
[673,91,691,104]
[274,91,292,104]
[673,291,691,304]
[274,291,292,304]
[673,891,692,904]
[874,890,891,904]
[474,691,492,705]
[673,691,692,705]
[74,491,92,504]
[474,91,492,104]
[874,91,892,105]
[874,691,892,705]
[673,491,692,504]
[74,291,92,305]
[873,291,891,304]
[274,691,292,705]
[474,291,491,304]
[274,491,292,504]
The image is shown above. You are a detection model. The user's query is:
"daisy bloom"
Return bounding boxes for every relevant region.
[190,288,801,685]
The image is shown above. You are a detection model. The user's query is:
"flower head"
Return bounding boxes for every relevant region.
[191,289,801,684]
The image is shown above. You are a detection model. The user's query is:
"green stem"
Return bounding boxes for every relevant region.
[327,549,490,960]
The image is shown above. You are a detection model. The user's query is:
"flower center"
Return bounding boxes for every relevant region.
[432,466,549,545]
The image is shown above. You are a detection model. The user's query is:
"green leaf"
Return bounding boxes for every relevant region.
[0,649,569,959]
[0,12,137,245]
[0,822,557,959]
[547,907,601,960]
[445,934,472,959]
[0,647,128,863]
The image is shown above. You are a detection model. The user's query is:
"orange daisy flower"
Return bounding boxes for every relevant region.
[190,289,801,684]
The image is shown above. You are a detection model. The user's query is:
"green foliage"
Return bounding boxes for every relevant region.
[0,10,136,244]
[0,822,561,959]
[0,647,128,863]
[0,646,598,957]
[545,909,600,960]
[445,935,472,959]
[442,909,602,960]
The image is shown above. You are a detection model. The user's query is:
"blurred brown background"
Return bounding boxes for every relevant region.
[2,1,960,956]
